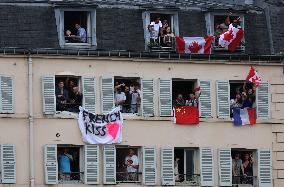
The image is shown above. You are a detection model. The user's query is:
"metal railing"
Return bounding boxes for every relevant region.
[232,175,257,187]
[175,173,200,186]
[65,36,92,44]
[58,172,84,183]
[148,36,175,52]
[116,171,142,183]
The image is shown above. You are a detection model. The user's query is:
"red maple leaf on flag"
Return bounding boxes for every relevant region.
[188,41,202,53]
[223,29,234,42]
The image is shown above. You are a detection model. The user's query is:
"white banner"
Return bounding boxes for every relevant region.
[78,107,123,144]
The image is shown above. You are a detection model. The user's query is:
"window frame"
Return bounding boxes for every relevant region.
[55,8,97,48]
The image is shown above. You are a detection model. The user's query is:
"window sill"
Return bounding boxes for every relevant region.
[51,111,79,119]
[63,43,96,49]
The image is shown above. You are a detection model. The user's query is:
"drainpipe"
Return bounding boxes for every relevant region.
[28,54,35,187]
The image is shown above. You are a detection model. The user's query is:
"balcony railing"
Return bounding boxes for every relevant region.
[116,171,142,183]
[58,172,84,183]
[175,173,200,186]
[148,36,175,52]
[232,175,257,187]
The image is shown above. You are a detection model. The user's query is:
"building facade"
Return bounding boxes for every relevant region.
[0,1,283,187]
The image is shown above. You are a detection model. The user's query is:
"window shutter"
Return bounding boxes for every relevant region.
[199,80,212,117]
[258,149,272,187]
[0,76,14,113]
[44,144,58,184]
[159,79,172,117]
[143,147,157,185]
[1,144,16,184]
[103,145,116,184]
[83,76,96,113]
[84,145,99,184]
[101,77,114,114]
[142,79,154,117]
[218,148,232,186]
[161,147,174,186]
[42,76,55,115]
[257,82,270,119]
[200,147,214,186]
[216,80,230,118]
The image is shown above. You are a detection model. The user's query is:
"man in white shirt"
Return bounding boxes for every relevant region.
[130,85,141,113]
[148,17,162,42]
[115,88,126,111]
[125,149,139,181]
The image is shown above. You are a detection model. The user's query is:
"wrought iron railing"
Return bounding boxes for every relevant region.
[148,36,175,52]
[58,172,84,183]
[175,173,200,186]
[116,171,142,183]
[232,175,257,186]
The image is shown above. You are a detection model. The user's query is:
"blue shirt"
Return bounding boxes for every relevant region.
[77,27,87,43]
[58,154,72,173]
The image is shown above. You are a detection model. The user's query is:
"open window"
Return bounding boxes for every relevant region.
[114,77,141,115]
[143,12,179,51]
[174,148,200,186]
[55,76,83,113]
[55,9,96,48]
[116,147,142,183]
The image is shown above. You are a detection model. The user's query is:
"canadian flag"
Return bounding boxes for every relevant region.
[246,66,262,87]
[218,24,244,52]
[176,36,214,54]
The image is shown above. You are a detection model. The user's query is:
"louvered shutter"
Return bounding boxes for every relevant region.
[216,81,230,118]
[84,145,99,184]
[101,77,114,114]
[142,79,154,117]
[199,80,212,117]
[83,76,96,113]
[44,144,58,184]
[200,147,214,186]
[103,145,116,184]
[1,144,16,183]
[0,76,13,113]
[143,147,157,185]
[258,149,272,187]
[218,148,232,186]
[159,79,172,117]
[42,76,55,114]
[161,147,174,185]
[257,82,270,119]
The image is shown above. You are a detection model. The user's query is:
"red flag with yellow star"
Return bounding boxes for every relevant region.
[174,106,199,125]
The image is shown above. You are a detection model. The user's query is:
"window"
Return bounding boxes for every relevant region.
[55,76,83,113]
[174,148,200,185]
[172,79,199,108]
[206,13,245,52]
[114,77,141,115]
[231,149,256,186]
[55,9,96,47]
[143,11,179,51]
[57,145,83,184]
[116,147,142,183]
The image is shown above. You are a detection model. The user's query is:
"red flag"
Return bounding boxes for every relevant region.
[218,24,244,52]
[176,36,214,54]
[246,66,262,87]
[174,106,199,125]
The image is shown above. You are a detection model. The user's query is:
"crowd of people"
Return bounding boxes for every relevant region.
[65,23,87,43]
[173,90,201,108]
[114,81,141,113]
[232,153,254,185]
[147,17,175,48]
[230,81,256,116]
[55,79,83,112]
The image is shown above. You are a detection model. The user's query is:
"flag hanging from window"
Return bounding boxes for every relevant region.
[173,106,199,125]
[218,24,244,52]
[176,36,214,54]
[246,66,262,87]
[233,108,256,126]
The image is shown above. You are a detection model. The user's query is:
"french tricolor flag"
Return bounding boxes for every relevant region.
[233,108,256,126]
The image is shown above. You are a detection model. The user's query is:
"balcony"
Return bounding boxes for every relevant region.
[58,172,84,184]
[232,175,257,187]
[175,173,200,186]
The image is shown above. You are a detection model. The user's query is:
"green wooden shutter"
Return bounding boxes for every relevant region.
[84,145,99,184]
[199,80,212,117]
[161,147,174,185]
[42,76,55,114]
[257,82,270,119]
[82,76,96,113]
[218,148,232,186]
[200,147,214,186]
[142,79,154,117]
[159,79,172,117]
[216,80,230,118]
[103,145,116,184]
[44,144,58,184]
[143,147,157,185]
[1,144,16,184]
[0,76,14,113]
[258,149,272,187]
[101,77,114,114]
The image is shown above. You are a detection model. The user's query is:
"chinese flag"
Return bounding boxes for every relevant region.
[174,106,199,125]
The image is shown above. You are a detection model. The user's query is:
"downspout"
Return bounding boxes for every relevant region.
[28,54,35,187]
